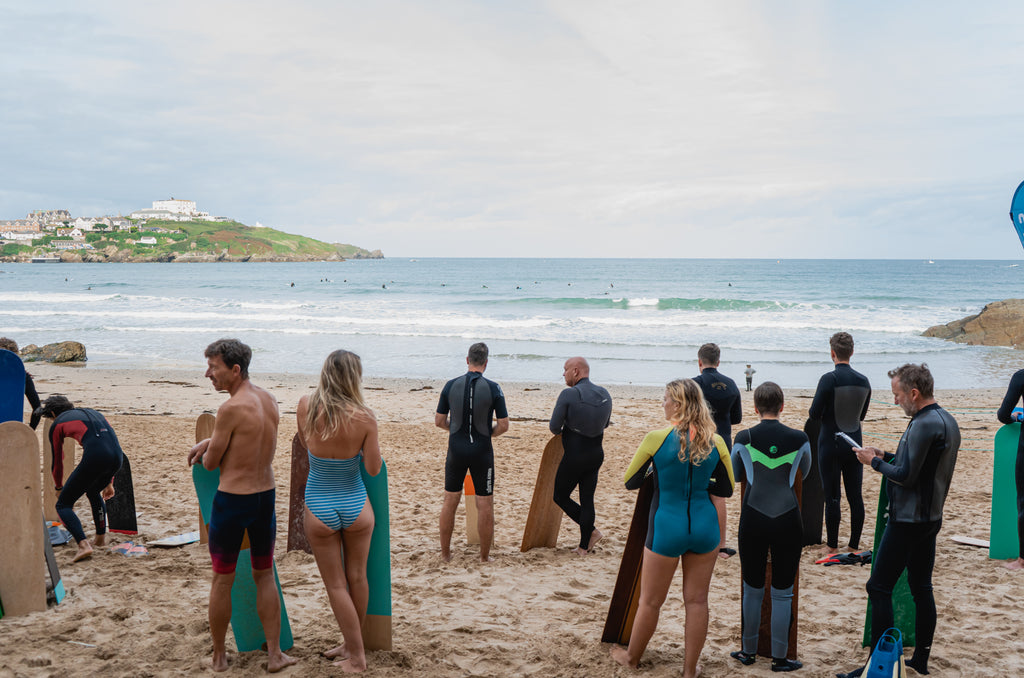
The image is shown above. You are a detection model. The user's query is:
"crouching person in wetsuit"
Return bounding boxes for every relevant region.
[436,342,509,563]
[37,395,124,563]
[187,339,296,673]
[729,382,810,672]
[837,363,959,678]
[549,357,612,555]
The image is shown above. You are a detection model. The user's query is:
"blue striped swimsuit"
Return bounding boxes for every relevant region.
[305,451,367,531]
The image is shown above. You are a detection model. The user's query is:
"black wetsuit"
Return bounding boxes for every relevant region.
[732,420,812,661]
[996,368,1024,559]
[25,372,41,429]
[808,363,871,549]
[548,377,612,550]
[865,403,959,673]
[693,367,742,449]
[50,408,125,543]
[437,371,507,496]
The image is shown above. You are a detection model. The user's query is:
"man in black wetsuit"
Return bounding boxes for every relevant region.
[548,357,612,555]
[693,342,742,558]
[436,342,509,563]
[0,337,42,429]
[838,363,959,678]
[809,331,871,552]
[996,368,1024,571]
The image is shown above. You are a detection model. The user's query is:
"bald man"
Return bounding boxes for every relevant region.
[549,357,613,554]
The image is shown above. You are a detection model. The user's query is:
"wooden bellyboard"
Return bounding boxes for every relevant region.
[520,435,565,552]
[361,459,392,650]
[991,424,1020,560]
[192,415,293,653]
[739,473,801,660]
[0,349,25,424]
[863,477,915,647]
[464,473,480,545]
[801,418,824,546]
[286,432,312,553]
[602,475,654,644]
[195,413,215,544]
[0,421,46,618]
[42,420,76,522]
[106,454,138,534]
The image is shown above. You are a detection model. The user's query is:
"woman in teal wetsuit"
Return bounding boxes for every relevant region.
[610,379,734,677]
[297,350,383,672]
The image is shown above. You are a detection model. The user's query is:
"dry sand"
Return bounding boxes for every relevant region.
[0,363,1020,677]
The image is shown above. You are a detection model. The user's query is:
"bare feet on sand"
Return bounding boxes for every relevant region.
[93,533,106,547]
[588,528,604,551]
[441,550,452,563]
[1003,558,1024,571]
[332,657,366,673]
[479,555,493,563]
[610,645,637,669]
[268,651,297,673]
[324,644,350,660]
[209,652,229,672]
[72,540,94,562]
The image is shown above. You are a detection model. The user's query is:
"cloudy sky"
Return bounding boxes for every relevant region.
[2,1,1023,258]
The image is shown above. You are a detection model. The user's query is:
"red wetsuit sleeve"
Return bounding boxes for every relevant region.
[50,419,87,489]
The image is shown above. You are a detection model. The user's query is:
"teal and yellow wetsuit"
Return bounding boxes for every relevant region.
[624,426,734,557]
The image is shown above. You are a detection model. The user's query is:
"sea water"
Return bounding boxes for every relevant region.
[1,258,1021,389]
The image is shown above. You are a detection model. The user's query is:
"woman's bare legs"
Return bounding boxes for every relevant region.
[679,549,718,678]
[610,548,680,668]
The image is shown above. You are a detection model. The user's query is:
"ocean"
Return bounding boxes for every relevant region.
[1,258,1021,389]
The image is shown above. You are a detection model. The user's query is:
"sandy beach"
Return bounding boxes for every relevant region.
[1,363,1019,677]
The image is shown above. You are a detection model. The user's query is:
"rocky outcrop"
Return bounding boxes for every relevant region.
[20,341,88,363]
[923,299,1024,348]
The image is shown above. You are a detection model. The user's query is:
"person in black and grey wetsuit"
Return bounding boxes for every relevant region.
[808,331,871,551]
[730,382,810,673]
[36,395,124,564]
[435,342,509,562]
[837,363,959,678]
[549,357,612,555]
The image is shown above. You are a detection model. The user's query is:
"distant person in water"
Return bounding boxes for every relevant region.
[548,357,612,555]
[435,342,509,563]
[36,395,124,563]
[808,332,871,552]
[0,337,42,429]
[744,364,756,392]
[996,368,1024,571]
[693,342,742,558]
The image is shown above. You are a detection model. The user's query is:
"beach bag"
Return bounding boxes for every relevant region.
[864,628,905,678]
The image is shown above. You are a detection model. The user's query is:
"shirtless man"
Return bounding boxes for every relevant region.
[187,339,296,673]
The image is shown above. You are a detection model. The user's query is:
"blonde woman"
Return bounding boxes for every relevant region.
[610,378,735,677]
[297,350,382,673]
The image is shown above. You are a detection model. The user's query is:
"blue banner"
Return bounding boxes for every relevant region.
[1011,181,1024,250]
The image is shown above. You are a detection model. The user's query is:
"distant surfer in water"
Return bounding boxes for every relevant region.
[996,369,1024,570]
[548,357,612,555]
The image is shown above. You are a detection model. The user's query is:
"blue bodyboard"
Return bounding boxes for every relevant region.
[0,349,26,424]
[192,463,293,652]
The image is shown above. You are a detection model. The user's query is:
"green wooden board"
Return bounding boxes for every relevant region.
[862,478,915,647]
[361,459,392,650]
[192,463,293,652]
[991,424,1020,560]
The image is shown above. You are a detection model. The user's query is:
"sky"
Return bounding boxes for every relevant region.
[2,1,1023,258]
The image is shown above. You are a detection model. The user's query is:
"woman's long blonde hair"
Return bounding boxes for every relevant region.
[664,378,717,464]
[304,350,367,440]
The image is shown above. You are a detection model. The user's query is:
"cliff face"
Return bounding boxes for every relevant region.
[923,299,1024,348]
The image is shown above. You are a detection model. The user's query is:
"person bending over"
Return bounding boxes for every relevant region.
[37,395,124,563]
